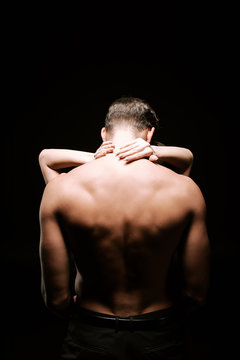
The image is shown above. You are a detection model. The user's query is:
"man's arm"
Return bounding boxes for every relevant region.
[180,180,210,305]
[39,181,73,317]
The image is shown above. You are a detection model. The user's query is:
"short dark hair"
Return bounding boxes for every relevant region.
[105,97,159,132]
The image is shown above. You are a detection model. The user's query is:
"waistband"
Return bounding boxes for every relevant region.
[73,306,177,331]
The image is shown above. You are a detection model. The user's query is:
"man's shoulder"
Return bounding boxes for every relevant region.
[173,174,206,212]
[41,174,76,210]
[45,173,70,192]
[150,163,189,186]
[154,167,205,205]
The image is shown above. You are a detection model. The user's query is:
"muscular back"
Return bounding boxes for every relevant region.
[53,156,198,316]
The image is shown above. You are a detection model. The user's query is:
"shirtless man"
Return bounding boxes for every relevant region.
[39,97,209,359]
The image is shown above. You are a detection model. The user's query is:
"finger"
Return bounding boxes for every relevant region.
[116,144,138,155]
[116,141,150,156]
[94,152,105,160]
[100,141,113,147]
[102,141,113,145]
[149,154,158,162]
[95,149,109,159]
[124,148,153,161]
[116,143,146,156]
[101,144,115,150]
[94,151,102,159]
[105,148,114,153]
[95,143,114,159]
[124,151,151,163]
[98,148,114,157]
[118,147,143,159]
[118,146,152,159]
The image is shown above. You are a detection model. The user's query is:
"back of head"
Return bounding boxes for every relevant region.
[105,97,159,135]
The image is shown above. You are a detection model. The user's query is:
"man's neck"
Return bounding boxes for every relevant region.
[110,130,137,153]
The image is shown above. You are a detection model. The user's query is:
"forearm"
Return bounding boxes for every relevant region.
[39,149,94,184]
[42,284,74,319]
[151,145,193,176]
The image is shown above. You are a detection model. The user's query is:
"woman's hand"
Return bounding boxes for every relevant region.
[115,138,158,163]
[93,139,193,175]
[94,141,115,159]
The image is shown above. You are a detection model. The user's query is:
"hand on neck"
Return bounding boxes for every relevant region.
[101,125,154,157]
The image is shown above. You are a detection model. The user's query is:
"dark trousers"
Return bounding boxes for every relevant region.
[60,307,185,359]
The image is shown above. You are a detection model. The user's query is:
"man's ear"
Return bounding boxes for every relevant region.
[101,127,107,142]
[146,127,155,143]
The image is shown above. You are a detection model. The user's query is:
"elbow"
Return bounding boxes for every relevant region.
[187,150,194,166]
[38,149,50,166]
[183,286,209,306]
[185,291,207,306]
[45,296,74,319]
[182,150,194,176]
[44,294,73,313]
[42,287,72,312]
[185,149,194,169]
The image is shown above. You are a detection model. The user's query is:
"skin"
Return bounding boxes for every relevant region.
[39,138,193,184]
[39,127,209,318]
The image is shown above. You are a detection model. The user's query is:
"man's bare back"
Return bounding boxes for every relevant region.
[46,155,204,317]
[40,98,210,359]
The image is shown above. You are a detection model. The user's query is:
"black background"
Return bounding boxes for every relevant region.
[2,4,238,359]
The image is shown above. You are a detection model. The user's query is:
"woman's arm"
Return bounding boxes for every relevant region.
[116,139,193,176]
[39,140,193,184]
[39,142,115,184]
[39,149,94,184]
[151,145,193,176]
